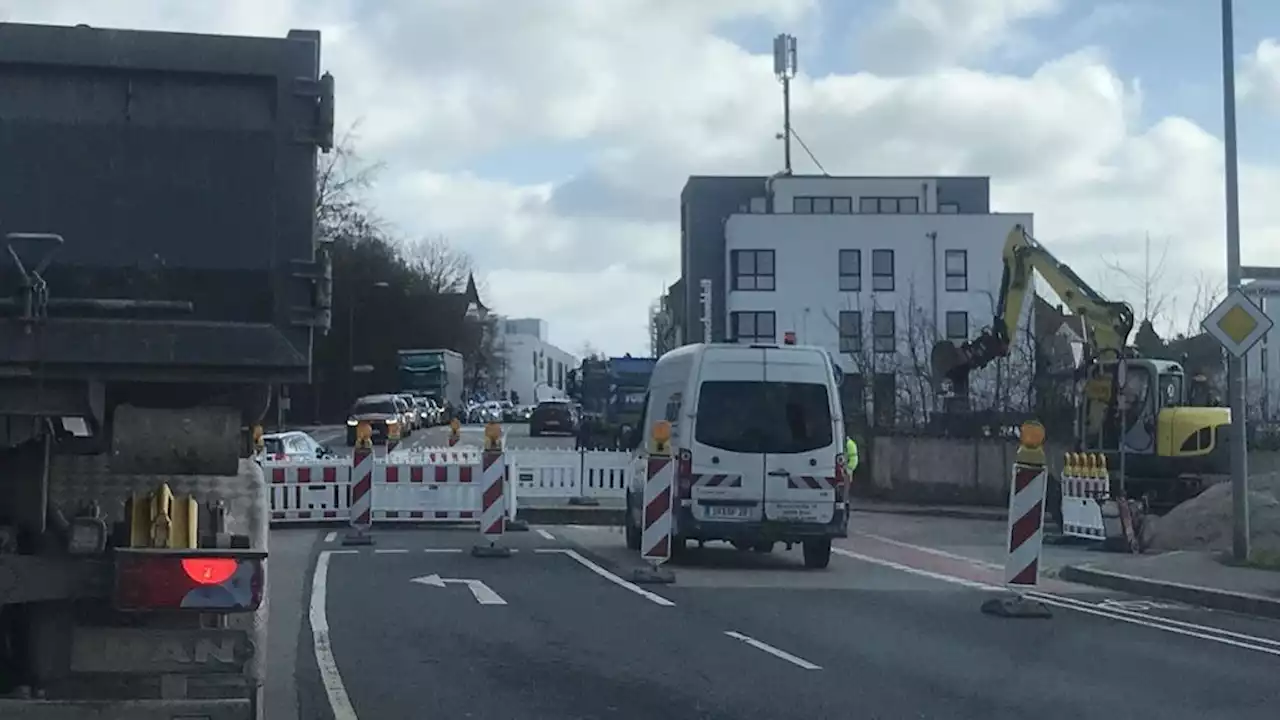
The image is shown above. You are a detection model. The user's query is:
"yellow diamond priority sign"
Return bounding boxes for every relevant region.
[1202,289,1273,358]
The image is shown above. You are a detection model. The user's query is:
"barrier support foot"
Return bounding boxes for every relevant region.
[980,593,1051,619]
[505,518,530,532]
[342,530,375,547]
[568,496,600,507]
[629,565,675,585]
[471,542,513,558]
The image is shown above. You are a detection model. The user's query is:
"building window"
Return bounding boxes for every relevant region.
[871,249,895,292]
[859,197,920,214]
[794,196,853,214]
[731,311,776,344]
[838,249,861,292]
[732,249,775,291]
[839,311,862,354]
[944,249,968,291]
[872,311,895,353]
[939,202,960,214]
[945,311,968,341]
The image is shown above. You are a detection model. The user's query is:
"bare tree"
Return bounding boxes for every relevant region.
[1103,233,1173,332]
[316,124,386,242]
[1170,271,1225,339]
[578,342,604,360]
[401,235,473,294]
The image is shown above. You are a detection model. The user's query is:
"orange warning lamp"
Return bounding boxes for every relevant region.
[483,422,502,451]
[354,421,373,450]
[652,420,671,444]
[251,425,264,453]
[449,418,461,433]
[1018,420,1045,449]
[783,331,796,345]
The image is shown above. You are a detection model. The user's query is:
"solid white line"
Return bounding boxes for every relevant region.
[536,548,676,607]
[853,531,1002,569]
[832,547,1000,591]
[724,631,822,670]
[374,548,408,554]
[831,547,1280,657]
[324,531,337,543]
[535,528,556,541]
[310,551,359,720]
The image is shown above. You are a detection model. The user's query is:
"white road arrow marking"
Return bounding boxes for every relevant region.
[410,574,507,605]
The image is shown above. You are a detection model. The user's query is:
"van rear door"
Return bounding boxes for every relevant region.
[688,348,767,524]
[761,348,838,524]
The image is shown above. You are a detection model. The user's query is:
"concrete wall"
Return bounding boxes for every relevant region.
[856,435,1073,506]
[856,434,1280,506]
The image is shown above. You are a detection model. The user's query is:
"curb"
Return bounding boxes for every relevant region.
[1059,564,1280,620]
[517,506,624,527]
[850,505,1007,522]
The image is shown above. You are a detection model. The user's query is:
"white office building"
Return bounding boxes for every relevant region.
[495,317,576,405]
[676,174,1035,423]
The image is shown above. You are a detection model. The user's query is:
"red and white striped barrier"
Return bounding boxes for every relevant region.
[1004,459,1047,586]
[640,454,675,563]
[472,425,512,558]
[345,442,376,545]
[981,421,1053,619]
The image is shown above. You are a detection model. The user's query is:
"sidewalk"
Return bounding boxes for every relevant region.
[1061,550,1280,620]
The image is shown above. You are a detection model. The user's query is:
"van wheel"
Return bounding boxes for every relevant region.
[802,538,832,569]
[624,498,642,551]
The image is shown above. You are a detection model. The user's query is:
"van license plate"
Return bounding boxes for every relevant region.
[707,506,752,520]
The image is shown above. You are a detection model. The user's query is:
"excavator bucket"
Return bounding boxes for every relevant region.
[930,341,965,389]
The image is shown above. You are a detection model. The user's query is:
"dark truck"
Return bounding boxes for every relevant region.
[568,355,656,448]
[0,22,333,719]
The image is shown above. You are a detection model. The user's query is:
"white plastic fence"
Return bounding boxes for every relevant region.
[265,447,631,525]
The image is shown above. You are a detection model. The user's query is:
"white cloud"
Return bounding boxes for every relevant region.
[5,0,1278,353]
[1240,38,1280,112]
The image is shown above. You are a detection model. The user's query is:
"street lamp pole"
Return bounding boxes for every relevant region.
[346,281,390,399]
[1220,0,1250,561]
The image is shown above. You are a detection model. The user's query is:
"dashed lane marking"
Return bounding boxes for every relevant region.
[324,531,337,544]
[724,631,822,670]
[535,528,556,541]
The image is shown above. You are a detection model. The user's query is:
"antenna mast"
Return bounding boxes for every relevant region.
[773,33,798,175]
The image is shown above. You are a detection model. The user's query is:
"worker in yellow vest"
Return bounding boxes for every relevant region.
[845,435,859,478]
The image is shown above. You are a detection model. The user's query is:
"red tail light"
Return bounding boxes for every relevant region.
[114,550,265,613]
[676,448,694,499]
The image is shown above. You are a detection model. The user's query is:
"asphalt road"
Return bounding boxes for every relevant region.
[285,520,1280,720]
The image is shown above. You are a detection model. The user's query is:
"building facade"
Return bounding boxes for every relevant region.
[673,174,1036,423]
[496,317,575,405]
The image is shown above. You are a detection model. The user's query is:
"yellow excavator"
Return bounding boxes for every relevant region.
[931,225,1231,509]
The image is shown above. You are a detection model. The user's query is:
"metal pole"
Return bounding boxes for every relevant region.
[1221,0,1251,561]
[782,76,792,174]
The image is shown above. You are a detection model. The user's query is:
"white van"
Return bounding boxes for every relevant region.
[623,342,848,568]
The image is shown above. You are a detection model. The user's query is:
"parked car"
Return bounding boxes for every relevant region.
[530,399,577,437]
[396,393,419,433]
[262,430,336,460]
[413,396,439,426]
[346,394,404,445]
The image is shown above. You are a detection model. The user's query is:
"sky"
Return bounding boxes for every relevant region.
[7,0,1280,357]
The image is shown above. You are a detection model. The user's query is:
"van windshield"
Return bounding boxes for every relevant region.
[694,381,833,454]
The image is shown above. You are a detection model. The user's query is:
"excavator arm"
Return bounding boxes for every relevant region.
[931,224,1136,393]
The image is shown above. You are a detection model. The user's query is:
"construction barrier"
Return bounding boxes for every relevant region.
[345,424,376,545]
[508,448,631,500]
[982,420,1052,618]
[627,420,676,584]
[264,445,635,527]
[1060,452,1108,540]
[473,423,512,558]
